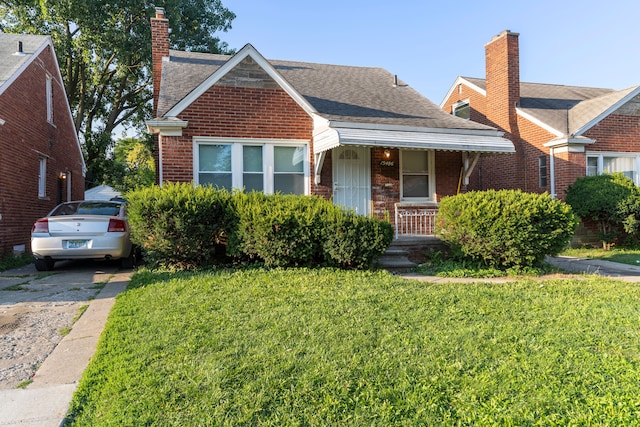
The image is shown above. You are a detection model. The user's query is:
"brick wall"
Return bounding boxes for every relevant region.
[0,44,84,254]
[160,83,314,184]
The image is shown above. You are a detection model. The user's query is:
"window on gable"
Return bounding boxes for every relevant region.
[195,140,307,195]
[587,153,640,185]
[400,150,434,201]
[46,75,53,124]
[38,157,47,198]
[452,100,470,120]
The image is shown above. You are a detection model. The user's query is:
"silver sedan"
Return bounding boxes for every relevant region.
[31,200,135,271]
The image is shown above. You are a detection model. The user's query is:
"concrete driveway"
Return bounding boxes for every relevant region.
[0,259,132,425]
[0,260,124,389]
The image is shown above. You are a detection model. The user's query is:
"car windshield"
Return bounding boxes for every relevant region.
[50,201,123,216]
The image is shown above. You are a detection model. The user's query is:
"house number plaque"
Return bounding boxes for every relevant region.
[379,160,394,167]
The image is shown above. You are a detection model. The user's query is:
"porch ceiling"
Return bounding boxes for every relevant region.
[313,126,515,154]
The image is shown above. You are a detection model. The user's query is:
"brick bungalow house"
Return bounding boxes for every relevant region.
[147,8,513,238]
[441,30,640,200]
[0,33,85,255]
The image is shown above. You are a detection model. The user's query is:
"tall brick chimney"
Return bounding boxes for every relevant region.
[151,7,169,116]
[485,30,520,134]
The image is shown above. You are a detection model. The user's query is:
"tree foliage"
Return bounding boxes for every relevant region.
[565,174,638,247]
[107,136,155,192]
[0,0,235,187]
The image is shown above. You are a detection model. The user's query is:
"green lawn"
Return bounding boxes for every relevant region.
[67,268,640,426]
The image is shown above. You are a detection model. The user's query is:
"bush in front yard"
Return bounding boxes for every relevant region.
[565,174,639,248]
[126,183,235,269]
[322,210,394,269]
[227,192,331,267]
[127,185,393,270]
[436,189,578,269]
[228,193,393,268]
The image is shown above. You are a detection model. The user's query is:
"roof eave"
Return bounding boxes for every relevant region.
[573,85,640,136]
[146,118,189,136]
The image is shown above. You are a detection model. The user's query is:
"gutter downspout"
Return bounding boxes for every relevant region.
[549,147,555,199]
[158,135,164,187]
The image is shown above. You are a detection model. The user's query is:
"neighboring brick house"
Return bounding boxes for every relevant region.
[0,33,85,255]
[147,8,513,236]
[441,30,640,200]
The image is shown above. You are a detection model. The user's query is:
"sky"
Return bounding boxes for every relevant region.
[217,0,640,105]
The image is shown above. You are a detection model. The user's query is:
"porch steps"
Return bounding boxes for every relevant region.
[375,236,447,273]
[375,248,417,273]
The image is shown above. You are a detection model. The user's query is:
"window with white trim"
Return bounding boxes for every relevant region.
[46,74,53,124]
[452,100,470,120]
[586,152,640,185]
[400,150,435,201]
[195,139,308,194]
[38,157,47,198]
[539,156,547,188]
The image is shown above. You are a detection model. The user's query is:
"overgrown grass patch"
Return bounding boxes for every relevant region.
[0,252,32,272]
[67,269,640,425]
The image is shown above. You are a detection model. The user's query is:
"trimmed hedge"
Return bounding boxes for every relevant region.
[126,184,393,270]
[436,190,578,269]
[126,183,235,269]
[227,192,331,267]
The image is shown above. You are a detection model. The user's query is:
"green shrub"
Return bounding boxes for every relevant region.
[565,174,638,247]
[126,183,235,269]
[322,210,394,269]
[228,193,331,267]
[436,189,578,269]
[127,184,393,270]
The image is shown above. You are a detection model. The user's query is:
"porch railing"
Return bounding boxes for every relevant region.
[394,204,438,239]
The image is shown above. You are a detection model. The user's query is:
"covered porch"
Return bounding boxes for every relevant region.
[312,121,515,238]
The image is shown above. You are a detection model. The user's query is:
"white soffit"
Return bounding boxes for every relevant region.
[314,126,515,154]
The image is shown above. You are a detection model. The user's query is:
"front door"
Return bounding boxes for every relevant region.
[332,146,371,215]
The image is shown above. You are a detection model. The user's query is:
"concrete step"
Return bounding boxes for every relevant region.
[375,247,417,273]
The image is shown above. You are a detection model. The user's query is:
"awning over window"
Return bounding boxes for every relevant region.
[314,125,515,154]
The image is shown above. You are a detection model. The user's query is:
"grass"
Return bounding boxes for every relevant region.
[0,252,32,272]
[59,305,89,337]
[413,251,559,278]
[561,247,640,266]
[66,268,640,425]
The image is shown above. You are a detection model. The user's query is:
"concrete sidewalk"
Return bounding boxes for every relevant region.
[2,256,640,425]
[0,271,130,426]
[545,255,640,282]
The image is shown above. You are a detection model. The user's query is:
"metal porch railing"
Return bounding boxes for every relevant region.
[394,204,438,239]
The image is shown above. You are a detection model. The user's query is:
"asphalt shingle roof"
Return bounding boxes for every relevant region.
[158,49,496,132]
[462,76,639,135]
[0,33,50,89]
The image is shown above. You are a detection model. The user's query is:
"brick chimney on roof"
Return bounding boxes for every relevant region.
[485,30,520,134]
[151,7,169,116]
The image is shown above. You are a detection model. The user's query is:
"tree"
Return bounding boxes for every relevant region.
[107,136,155,193]
[0,0,235,187]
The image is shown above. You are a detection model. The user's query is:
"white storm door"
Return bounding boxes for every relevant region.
[332,146,371,215]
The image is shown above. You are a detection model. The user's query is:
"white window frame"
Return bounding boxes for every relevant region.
[452,99,470,120]
[586,152,640,186]
[400,150,435,202]
[539,155,547,188]
[46,74,53,124]
[38,157,47,198]
[193,137,309,194]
